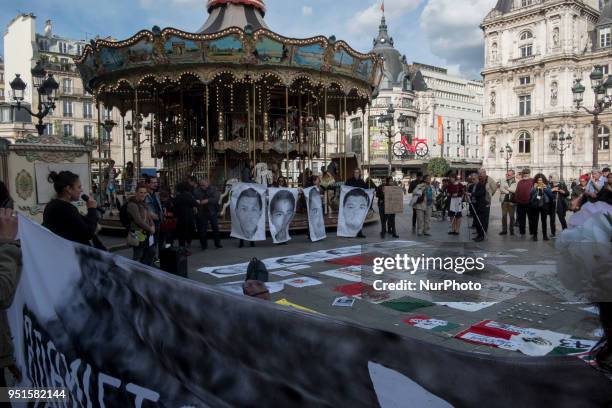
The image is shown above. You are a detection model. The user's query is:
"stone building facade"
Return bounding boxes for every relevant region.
[481,0,612,181]
[3,14,157,179]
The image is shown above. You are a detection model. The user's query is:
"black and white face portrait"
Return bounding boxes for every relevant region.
[305,186,326,242]
[230,183,267,241]
[337,186,374,238]
[268,188,298,243]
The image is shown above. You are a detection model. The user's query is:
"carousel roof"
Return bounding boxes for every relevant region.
[74,1,383,101]
[199,0,268,34]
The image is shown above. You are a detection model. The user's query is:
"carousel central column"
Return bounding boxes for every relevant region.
[205,84,210,178]
[343,94,347,180]
[135,88,141,179]
[323,87,327,175]
[285,85,289,180]
[252,82,257,163]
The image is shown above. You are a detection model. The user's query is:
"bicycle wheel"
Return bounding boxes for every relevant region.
[415,142,429,158]
[393,142,407,158]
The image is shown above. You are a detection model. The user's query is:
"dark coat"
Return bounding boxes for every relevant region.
[346,177,367,189]
[173,192,198,240]
[43,199,99,246]
[193,185,220,217]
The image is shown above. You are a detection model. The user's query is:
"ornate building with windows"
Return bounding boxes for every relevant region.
[481,0,612,180]
[3,13,157,176]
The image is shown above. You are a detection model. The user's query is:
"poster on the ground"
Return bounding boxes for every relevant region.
[337,186,375,237]
[8,217,612,407]
[304,186,326,242]
[230,182,267,241]
[384,186,404,214]
[268,187,298,243]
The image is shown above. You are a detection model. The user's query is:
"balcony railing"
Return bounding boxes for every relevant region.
[58,88,92,97]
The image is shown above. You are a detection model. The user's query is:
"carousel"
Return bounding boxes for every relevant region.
[75,0,383,232]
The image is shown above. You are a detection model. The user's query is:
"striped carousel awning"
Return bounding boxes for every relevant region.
[199,0,268,34]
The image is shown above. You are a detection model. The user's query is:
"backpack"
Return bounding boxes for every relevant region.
[246,258,268,282]
[119,202,131,229]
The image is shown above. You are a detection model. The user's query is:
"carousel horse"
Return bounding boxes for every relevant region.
[254,163,273,185]
[219,178,239,219]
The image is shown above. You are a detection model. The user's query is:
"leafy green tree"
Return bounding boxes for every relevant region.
[427,157,451,177]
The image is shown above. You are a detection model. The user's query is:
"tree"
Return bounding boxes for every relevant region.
[427,157,450,177]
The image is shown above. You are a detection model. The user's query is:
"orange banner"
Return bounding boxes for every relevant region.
[437,116,443,145]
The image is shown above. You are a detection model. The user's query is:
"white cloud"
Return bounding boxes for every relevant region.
[347,0,422,36]
[420,0,496,78]
[302,6,313,16]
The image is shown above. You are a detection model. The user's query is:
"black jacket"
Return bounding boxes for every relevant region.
[43,199,99,246]
[346,177,367,189]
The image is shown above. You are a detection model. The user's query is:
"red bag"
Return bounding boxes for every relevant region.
[161,217,177,232]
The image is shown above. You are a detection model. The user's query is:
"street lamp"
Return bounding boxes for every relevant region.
[102,119,116,159]
[9,61,59,135]
[378,104,396,177]
[499,144,513,173]
[572,67,612,168]
[550,128,572,182]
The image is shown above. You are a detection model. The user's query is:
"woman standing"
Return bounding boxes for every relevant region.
[529,173,554,241]
[0,182,13,209]
[173,181,199,255]
[446,173,465,236]
[550,179,569,236]
[43,171,99,246]
[597,172,612,205]
[127,184,156,265]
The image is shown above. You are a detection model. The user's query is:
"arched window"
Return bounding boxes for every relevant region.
[599,125,610,150]
[518,131,531,153]
[520,30,533,41]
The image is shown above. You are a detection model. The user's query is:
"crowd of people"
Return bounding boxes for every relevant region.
[403,166,612,243]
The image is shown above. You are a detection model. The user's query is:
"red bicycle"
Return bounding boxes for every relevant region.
[392,133,429,158]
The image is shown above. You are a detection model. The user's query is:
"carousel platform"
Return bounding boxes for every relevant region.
[98,210,379,236]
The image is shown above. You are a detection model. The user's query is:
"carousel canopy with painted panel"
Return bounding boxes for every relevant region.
[74,0,383,185]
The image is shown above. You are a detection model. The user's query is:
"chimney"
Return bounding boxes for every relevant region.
[44,19,52,37]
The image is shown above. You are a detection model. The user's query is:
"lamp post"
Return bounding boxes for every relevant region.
[9,61,59,135]
[378,104,395,177]
[571,67,612,168]
[499,144,513,173]
[125,120,134,165]
[550,128,572,182]
[102,119,116,159]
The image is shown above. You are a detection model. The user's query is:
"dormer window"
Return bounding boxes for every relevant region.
[521,0,533,7]
[600,27,611,48]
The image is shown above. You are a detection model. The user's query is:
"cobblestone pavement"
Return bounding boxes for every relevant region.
[109,200,602,358]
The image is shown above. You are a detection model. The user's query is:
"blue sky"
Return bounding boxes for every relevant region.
[0,0,497,79]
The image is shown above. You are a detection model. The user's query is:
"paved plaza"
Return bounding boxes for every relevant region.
[110,200,602,358]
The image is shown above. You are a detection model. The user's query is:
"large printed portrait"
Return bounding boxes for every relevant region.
[268,188,298,244]
[230,183,267,241]
[304,186,326,242]
[337,186,374,238]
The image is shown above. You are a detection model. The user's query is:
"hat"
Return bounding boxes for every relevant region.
[579,174,589,182]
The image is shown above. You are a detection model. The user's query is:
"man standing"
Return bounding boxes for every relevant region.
[241,160,254,183]
[408,173,423,233]
[412,175,433,237]
[467,173,487,242]
[514,169,534,236]
[499,170,517,235]
[585,169,605,200]
[143,175,163,256]
[346,168,368,238]
[478,168,497,237]
[193,178,222,250]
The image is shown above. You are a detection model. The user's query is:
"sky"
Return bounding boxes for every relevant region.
[0,0,498,80]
